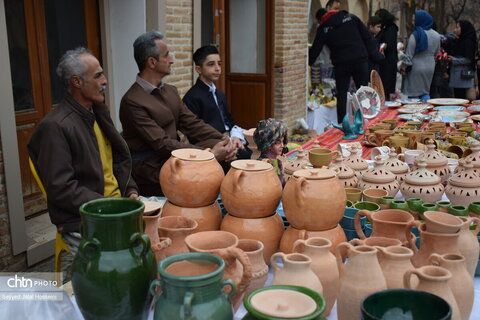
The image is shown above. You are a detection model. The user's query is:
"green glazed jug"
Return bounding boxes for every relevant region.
[151,252,236,320]
[72,198,157,320]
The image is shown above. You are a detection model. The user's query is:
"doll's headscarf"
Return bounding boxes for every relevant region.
[253,118,288,153]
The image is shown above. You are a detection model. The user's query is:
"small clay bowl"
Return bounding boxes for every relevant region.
[362,188,389,204]
[345,187,362,203]
[423,210,463,234]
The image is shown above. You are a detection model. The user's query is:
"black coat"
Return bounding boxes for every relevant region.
[376,23,399,97]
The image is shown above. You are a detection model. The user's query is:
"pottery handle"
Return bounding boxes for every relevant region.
[270,252,285,273]
[129,232,151,257]
[232,169,244,192]
[292,239,307,253]
[349,238,363,246]
[332,150,341,161]
[405,221,420,253]
[78,238,101,262]
[354,210,371,240]
[182,291,194,320]
[152,237,172,251]
[294,177,307,208]
[335,242,352,279]
[221,278,237,300]
[149,279,162,299]
[170,157,181,175]
[471,217,480,236]
[403,269,418,290]
[429,253,443,266]
[367,134,377,145]
[229,247,252,290]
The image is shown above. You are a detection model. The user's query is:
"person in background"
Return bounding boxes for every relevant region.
[376,8,399,100]
[430,33,455,99]
[325,0,341,11]
[367,15,383,73]
[447,20,478,100]
[253,118,288,187]
[402,10,440,101]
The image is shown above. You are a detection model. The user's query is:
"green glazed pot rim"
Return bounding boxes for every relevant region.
[79,198,144,218]
[353,201,381,211]
[158,252,224,282]
[436,201,451,205]
[244,285,326,320]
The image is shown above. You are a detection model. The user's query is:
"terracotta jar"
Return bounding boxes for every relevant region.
[335,243,387,320]
[279,225,347,255]
[158,216,198,258]
[159,149,224,207]
[357,156,400,197]
[162,200,222,232]
[354,209,414,244]
[376,246,415,289]
[283,168,346,231]
[414,139,450,183]
[384,149,409,183]
[400,157,445,203]
[142,201,162,249]
[220,212,284,263]
[344,147,368,179]
[458,216,480,277]
[293,237,339,316]
[429,253,474,320]
[329,155,358,187]
[270,252,323,296]
[284,150,311,181]
[404,266,460,320]
[221,160,282,218]
[445,160,480,207]
[406,221,461,267]
[236,239,268,296]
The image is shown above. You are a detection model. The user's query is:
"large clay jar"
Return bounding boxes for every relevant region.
[384,149,410,183]
[236,239,268,296]
[220,212,284,263]
[457,216,480,277]
[293,237,339,316]
[162,200,221,232]
[329,155,358,187]
[376,246,415,289]
[158,216,198,257]
[404,266,461,320]
[283,168,346,231]
[357,156,400,197]
[279,225,347,254]
[406,221,461,267]
[335,243,387,320]
[151,252,235,320]
[354,209,414,244]
[270,252,323,296]
[72,198,156,320]
[445,160,480,207]
[429,253,474,320]
[159,149,224,207]
[220,160,282,218]
[344,147,368,179]
[415,139,450,183]
[400,157,445,203]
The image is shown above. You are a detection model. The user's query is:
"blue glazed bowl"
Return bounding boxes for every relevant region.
[340,207,365,230]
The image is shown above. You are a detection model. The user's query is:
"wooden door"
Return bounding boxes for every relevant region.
[4,0,101,217]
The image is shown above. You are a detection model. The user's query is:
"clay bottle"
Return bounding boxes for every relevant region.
[457,217,480,277]
[376,246,414,289]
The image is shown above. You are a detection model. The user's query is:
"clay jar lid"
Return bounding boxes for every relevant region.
[361,156,397,183]
[384,149,409,174]
[329,155,355,179]
[231,159,272,171]
[172,148,214,161]
[249,289,317,318]
[404,157,441,186]
[345,147,368,171]
[464,141,480,168]
[421,139,448,167]
[293,168,336,180]
[448,160,480,188]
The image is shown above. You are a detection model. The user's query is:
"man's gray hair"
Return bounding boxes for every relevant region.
[56,47,93,88]
[133,31,164,71]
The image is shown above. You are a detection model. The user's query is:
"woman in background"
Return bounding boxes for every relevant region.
[376,9,398,100]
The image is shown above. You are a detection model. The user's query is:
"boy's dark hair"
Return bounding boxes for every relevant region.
[367,16,382,27]
[325,0,340,8]
[193,45,219,66]
[315,8,327,21]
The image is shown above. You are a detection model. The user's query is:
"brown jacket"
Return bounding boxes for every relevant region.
[120,82,224,195]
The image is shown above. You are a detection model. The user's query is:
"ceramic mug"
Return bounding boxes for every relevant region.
[403,130,423,149]
[382,135,409,149]
[405,121,422,130]
[370,146,391,160]
[309,148,340,168]
[421,133,436,144]
[382,119,398,130]
[367,130,394,146]
[434,139,452,151]
[438,150,459,159]
[401,150,424,167]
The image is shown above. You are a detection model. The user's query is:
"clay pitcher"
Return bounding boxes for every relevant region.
[236,239,268,296]
[406,221,461,267]
[162,200,222,232]
[270,252,323,296]
[335,243,387,320]
[142,201,162,248]
[376,246,415,289]
[158,216,198,257]
[458,216,480,277]
[354,209,414,244]
[293,237,338,316]
[430,253,474,320]
[404,265,461,320]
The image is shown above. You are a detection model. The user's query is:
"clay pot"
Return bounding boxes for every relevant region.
[283,168,346,231]
[445,159,480,207]
[236,239,268,297]
[429,253,474,320]
[384,149,410,183]
[279,225,347,255]
[344,147,368,179]
[271,252,323,296]
[404,266,460,320]
[422,210,462,234]
[414,139,450,183]
[159,149,224,207]
[161,200,221,232]
[293,237,339,316]
[157,216,198,257]
[459,141,480,175]
[142,201,162,249]
[221,160,282,218]
[357,156,400,197]
[458,216,480,277]
[329,155,358,188]
[284,150,311,180]
[336,243,387,320]
[362,188,389,204]
[220,212,284,263]
[376,246,415,289]
[354,209,414,244]
[400,156,445,203]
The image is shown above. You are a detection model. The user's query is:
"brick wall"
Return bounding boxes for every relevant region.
[273,0,309,129]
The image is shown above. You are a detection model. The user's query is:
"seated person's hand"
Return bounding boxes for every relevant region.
[211,137,237,162]
[231,137,244,150]
[129,192,140,200]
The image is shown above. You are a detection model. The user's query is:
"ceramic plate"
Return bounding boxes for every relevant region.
[429,111,470,123]
[397,105,430,114]
[467,105,480,114]
[427,98,469,105]
[397,113,431,121]
[471,115,480,122]
[385,101,402,108]
[397,98,421,104]
[354,86,380,119]
[432,106,466,112]
[370,70,385,108]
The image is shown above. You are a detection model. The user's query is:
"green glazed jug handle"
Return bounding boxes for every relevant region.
[149,279,161,299]
[78,238,101,261]
[182,291,194,320]
[130,232,151,257]
[221,278,237,300]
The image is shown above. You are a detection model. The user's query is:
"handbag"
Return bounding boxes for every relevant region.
[461,70,475,79]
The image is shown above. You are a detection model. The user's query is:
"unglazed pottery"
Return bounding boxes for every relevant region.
[457,216,480,277]
[159,148,224,207]
[445,159,480,206]
[158,216,198,257]
[293,237,339,316]
[349,236,402,249]
[459,141,480,175]
[308,148,340,168]
[283,168,346,231]
[354,209,414,244]
[422,211,462,234]
[142,202,162,252]
[357,156,400,197]
[162,200,222,232]
[279,225,347,255]
[237,239,268,296]
[284,150,311,180]
[335,243,387,320]
[344,147,368,179]
[400,157,445,203]
[376,246,415,289]
[329,155,358,187]
[220,212,284,263]
[362,188,389,204]
[344,187,362,203]
[221,160,282,218]
[429,253,474,320]
[384,149,409,183]
[415,140,450,182]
